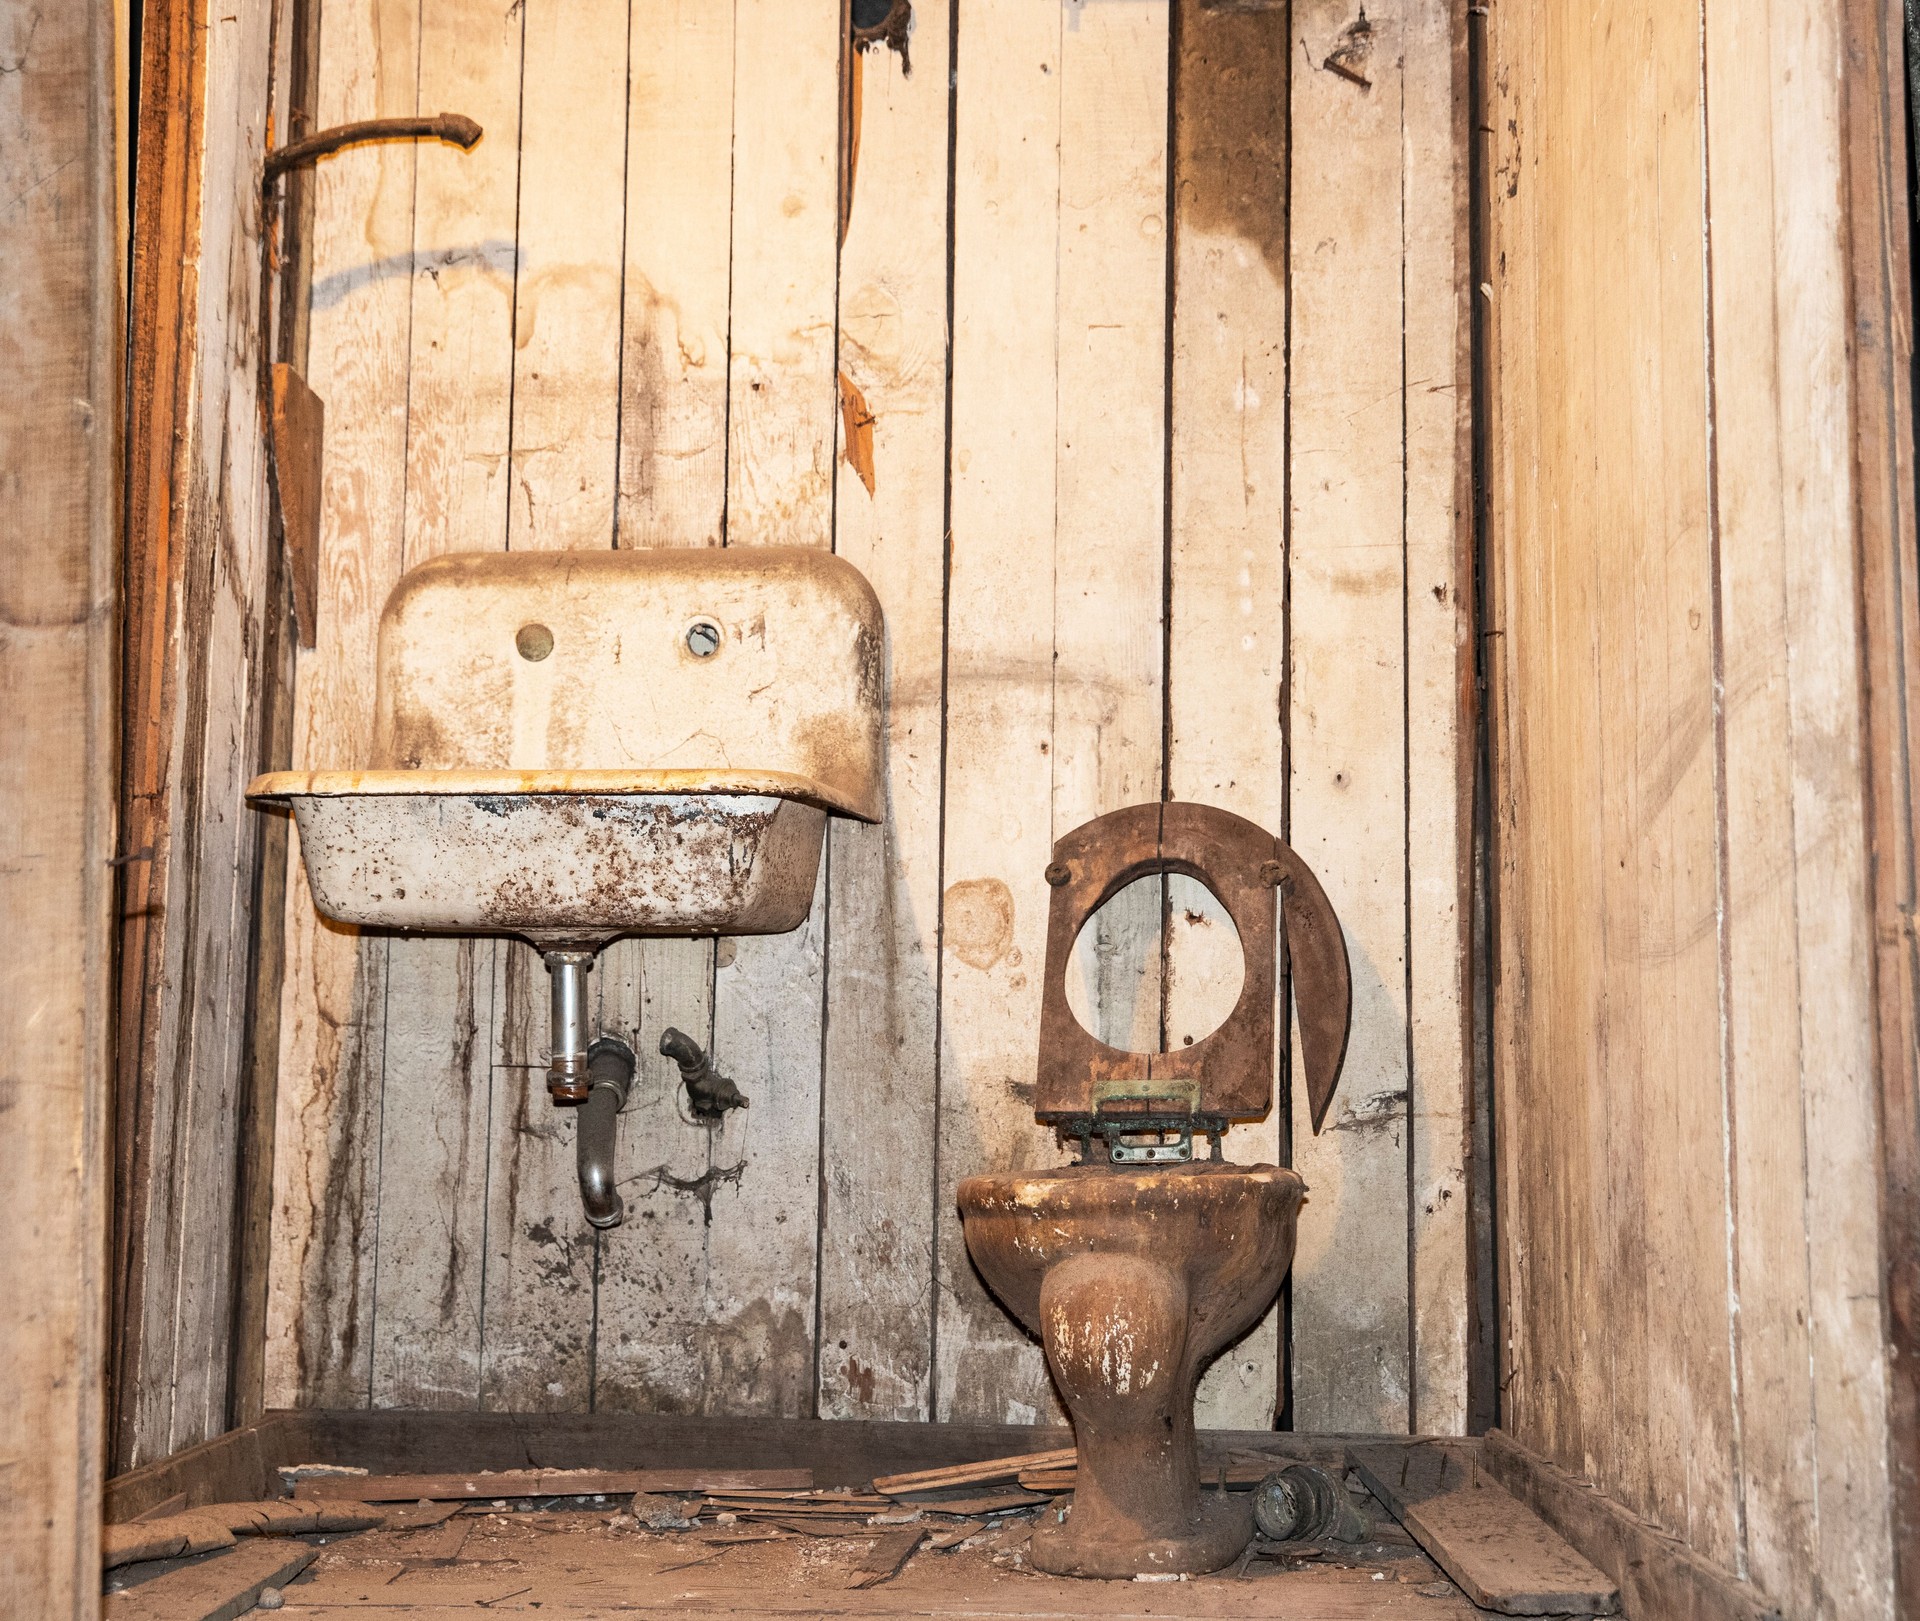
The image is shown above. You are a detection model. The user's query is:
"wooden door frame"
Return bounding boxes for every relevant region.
[1844,4,1920,1614]
[112,0,311,1465]
[112,0,210,1478]
[0,0,122,1612]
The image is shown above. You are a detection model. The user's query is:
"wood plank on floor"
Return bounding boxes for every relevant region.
[1348,1443,1618,1616]
[106,1540,317,1621]
[297,1468,811,1501]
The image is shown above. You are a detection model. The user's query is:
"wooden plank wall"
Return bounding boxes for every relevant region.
[110,0,291,1471]
[1479,0,1914,1616]
[269,0,1472,1438]
[0,0,118,1609]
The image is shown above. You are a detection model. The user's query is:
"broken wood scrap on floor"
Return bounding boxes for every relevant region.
[1347,1442,1621,1617]
[379,1499,463,1531]
[1017,1458,1278,1493]
[104,1538,316,1621]
[387,1514,474,1564]
[698,1488,891,1520]
[889,1486,1047,1515]
[102,1500,385,1568]
[294,1465,810,1501]
[871,1446,1077,1496]
[769,1517,891,1539]
[846,1527,929,1589]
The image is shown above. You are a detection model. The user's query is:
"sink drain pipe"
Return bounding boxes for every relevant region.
[576,1036,634,1229]
[541,948,633,1228]
[544,949,595,1102]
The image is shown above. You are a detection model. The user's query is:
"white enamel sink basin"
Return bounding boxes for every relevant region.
[250,547,884,950]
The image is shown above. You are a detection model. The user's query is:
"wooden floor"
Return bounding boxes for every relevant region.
[112,1509,1479,1618]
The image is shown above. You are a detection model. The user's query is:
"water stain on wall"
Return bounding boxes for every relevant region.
[944,877,1015,972]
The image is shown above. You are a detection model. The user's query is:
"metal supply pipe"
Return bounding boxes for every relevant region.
[576,1036,634,1228]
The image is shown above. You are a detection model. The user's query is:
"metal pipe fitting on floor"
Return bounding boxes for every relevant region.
[543,949,595,1102]
[577,1036,634,1229]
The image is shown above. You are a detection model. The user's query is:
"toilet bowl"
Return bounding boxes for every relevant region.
[956,802,1352,1579]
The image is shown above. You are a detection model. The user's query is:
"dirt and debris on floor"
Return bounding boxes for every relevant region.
[105,1483,1483,1618]
[235,1502,1474,1617]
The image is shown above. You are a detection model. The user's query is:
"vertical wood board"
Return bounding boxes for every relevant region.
[1481,0,1903,1610]
[703,0,845,1417]
[1286,0,1413,1435]
[592,0,735,1418]
[1165,0,1289,1430]
[268,0,421,1410]
[0,0,116,1607]
[818,22,953,1422]
[369,0,524,1412]
[935,0,1067,1426]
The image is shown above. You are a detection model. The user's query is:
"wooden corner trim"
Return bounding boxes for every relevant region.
[1482,1430,1783,1621]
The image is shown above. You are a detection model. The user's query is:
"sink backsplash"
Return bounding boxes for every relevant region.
[369,547,884,819]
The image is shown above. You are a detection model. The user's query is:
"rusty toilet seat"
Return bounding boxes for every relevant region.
[1035,800,1351,1161]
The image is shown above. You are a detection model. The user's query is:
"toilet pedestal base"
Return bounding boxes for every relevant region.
[1032,1491,1254,1580]
[1031,1251,1250,1577]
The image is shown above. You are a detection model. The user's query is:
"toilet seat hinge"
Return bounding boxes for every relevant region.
[1066,1080,1226,1165]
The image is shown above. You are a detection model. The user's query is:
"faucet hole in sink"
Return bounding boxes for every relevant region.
[685,619,723,658]
[516,622,555,661]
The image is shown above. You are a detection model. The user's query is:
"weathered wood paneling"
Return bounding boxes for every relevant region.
[1481,0,1909,1615]
[592,0,733,1416]
[267,0,421,1409]
[935,0,1072,1427]
[1286,0,1414,1435]
[271,0,1472,1439]
[1842,7,1920,1610]
[109,0,291,1472]
[702,0,844,1415]
[0,0,118,1606]
[367,0,521,1412]
[1166,0,1289,1432]
[816,26,952,1422]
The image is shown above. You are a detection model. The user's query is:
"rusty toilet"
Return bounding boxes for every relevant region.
[956,801,1352,1579]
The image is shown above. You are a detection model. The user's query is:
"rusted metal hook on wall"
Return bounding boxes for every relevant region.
[263,111,482,185]
[258,112,481,648]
